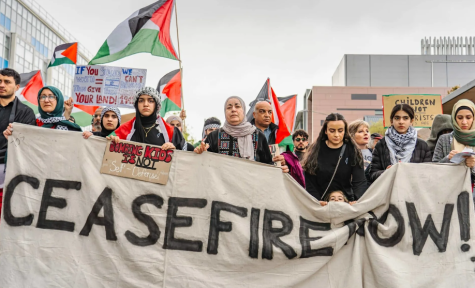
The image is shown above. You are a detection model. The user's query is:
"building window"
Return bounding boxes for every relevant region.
[351,94,377,100]
[4,35,10,61]
[320,120,324,126]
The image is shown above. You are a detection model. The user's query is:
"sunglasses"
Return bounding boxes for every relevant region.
[295,138,307,142]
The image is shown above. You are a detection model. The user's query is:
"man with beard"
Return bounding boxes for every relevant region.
[92,107,104,132]
[292,129,309,161]
[0,68,36,216]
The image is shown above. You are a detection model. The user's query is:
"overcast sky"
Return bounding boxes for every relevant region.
[39,0,475,140]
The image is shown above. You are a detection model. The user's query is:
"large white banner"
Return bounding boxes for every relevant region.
[0,124,475,288]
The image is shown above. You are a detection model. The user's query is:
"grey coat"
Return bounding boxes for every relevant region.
[432,133,453,163]
[433,133,475,179]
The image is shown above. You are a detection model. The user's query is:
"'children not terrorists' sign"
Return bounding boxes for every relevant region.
[73,65,147,108]
[382,94,443,128]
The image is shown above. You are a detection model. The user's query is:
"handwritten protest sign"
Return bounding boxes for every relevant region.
[73,65,147,108]
[382,94,442,128]
[100,140,173,185]
[1,124,475,288]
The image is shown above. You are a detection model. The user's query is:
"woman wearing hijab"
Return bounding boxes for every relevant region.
[36,86,82,131]
[4,86,82,139]
[83,107,121,139]
[369,104,432,182]
[166,115,194,151]
[433,100,475,175]
[108,87,184,150]
[194,96,288,172]
[427,114,453,154]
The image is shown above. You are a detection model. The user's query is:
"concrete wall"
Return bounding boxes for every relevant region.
[308,86,449,143]
[333,54,475,88]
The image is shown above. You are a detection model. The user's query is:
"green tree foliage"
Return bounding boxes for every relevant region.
[369,120,387,135]
[447,85,460,95]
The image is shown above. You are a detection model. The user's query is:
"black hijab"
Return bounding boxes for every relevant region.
[131,97,159,143]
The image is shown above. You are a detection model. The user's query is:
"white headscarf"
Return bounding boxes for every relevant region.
[222,96,257,160]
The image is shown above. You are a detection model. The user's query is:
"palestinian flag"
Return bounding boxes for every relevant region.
[246,79,292,144]
[17,70,95,128]
[277,94,297,132]
[158,69,181,117]
[111,116,174,141]
[48,42,78,68]
[17,70,43,106]
[89,0,178,65]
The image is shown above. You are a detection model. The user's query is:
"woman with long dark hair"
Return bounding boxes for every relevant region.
[369,104,432,182]
[302,113,366,201]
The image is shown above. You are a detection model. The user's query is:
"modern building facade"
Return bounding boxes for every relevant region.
[305,86,449,142]
[0,0,93,97]
[299,43,475,141]
[332,54,475,88]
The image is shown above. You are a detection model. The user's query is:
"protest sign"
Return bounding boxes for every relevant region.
[382,94,442,128]
[73,65,146,107]
[100,140,173,185]
[1,124,475,288]
[269,144,281,167]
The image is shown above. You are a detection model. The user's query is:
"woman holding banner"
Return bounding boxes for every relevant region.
[432,100,475,177]
[302,113,366,201]
[108,87,184,150]
[3,86,82,137]
[369,104,432,182]
[194,96,288,172]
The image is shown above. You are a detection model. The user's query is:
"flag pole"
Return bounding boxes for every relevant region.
[174,0,186,133]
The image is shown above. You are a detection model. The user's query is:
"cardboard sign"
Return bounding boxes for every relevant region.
[73,65,147,107]
[100,140,173,185]
[269,144,281,167]
[382,94,443,128]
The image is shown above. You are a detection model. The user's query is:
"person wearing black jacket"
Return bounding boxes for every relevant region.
[195,96,289,173]
[0,68,36,216]
[302,113,366,201]
[369,104,432,182]
[250,100,278,145]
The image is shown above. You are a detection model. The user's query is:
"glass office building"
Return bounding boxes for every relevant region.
[0,0,93,98]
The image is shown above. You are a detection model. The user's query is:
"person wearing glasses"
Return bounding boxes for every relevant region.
[292,130,309,161]
[3,86,82,134]
[280,129,309,188]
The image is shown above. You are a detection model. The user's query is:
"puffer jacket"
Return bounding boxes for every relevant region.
[369,137,432,182]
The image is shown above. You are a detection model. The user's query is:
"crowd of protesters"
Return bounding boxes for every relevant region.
[1,67,475,215]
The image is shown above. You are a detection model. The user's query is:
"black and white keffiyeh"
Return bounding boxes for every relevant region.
[38,116,67,124]
[385,126,417,165]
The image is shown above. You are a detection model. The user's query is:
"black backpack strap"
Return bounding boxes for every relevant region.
[321,143,346,200]
[8,97,17,123]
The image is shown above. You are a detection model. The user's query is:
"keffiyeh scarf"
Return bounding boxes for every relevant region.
[385,126,417,165]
